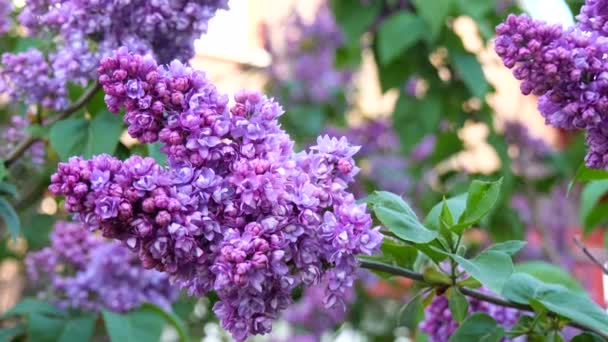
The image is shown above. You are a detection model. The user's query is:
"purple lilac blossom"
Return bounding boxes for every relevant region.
[0,1,227,109]
[0,0,11,34]
[282,280,353,338]
[48,47,382,341]
[324,119,411,195]
[0,115,46,166]
[419,287,522,342]
[495,4,608,169]
[503,120,552,177]
[265,4,352,104]
[26,221,177,312]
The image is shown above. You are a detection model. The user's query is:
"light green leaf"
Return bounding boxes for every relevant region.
[515,261,584,293]
[377,13,426,65]
[374,205,437,243]
[411,0,450,40]
[485,240,526,256]
[0,324,25,341]
[448,313,504,342]
[0,182,17,198]
[1,298,65,319]
[147,142,167,165]
[453,251,513,293]
[0,196,20,240]
[572,332,608,342]
[28,314,65,342]
[56,315,97,342]
[458,178,502,229]
[425,193,467,230]
[140,303,190,342]
[447,287,469,323]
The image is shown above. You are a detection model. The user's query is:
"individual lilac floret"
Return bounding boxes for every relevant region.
[419,287,522,342]
[26,221,177,312]
[495,6,608,169]
[49,48,382,341]
[0,115,46,166]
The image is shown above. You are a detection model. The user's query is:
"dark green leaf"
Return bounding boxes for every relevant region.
[28,313,65,342]
[447,287,469,323]
[485,240,526,256]
[411,0,450,40]
[147,142,167,165]
[49,111,124,160]
[103,308,165,342]
[0,196,20,240]
[455,0,494,18]
[56,315,97,342]
[580,180,608,233]
[0,324,26,341]
[450,51,489,98]
[452,250,513,293]
[377,13,426,65]
[22,214,55,251]
[448,313,504,342]
[380,238,418,268]
[330,0,381,44]
[140,303,190,342]
[1,298,65,319]
[0,182,17,198]
[572,332,608,342]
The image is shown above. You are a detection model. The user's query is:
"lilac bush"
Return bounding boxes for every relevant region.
[26,220,177,312]
[48,47,382,340]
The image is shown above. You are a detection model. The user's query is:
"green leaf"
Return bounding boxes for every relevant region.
[393,95,444,150]
[452,251,513,293]
[0,324,25,341]
[411,0,450,40]
[56,315,97,342]
[515,261,584,293]
[580,180,608,233]
[22,214,55,251]
[455,0,494,18]
[448,313,504,342]
[398,292,424,328]
[377,13,426,65]
[425,193,467,230]
[447,287,469,323]
[450,51,489,98]
[485,240,526,256]
[458,178,502,229]
[374,205,438,243]
[0,182,17,198]
[330,0,381,44]
[140,303,190,342]
[49,111,124,160]
[423,267,452,285]
[380,239,418,268]
[0,162,6,181]
[103,308,165,342]
[284,105,324,137]
[0,196,20,240]
[1,298,65,319]
[28,314,65,342]
[572,333,608,342]
[147,142,167,165]
[502,273,608,333]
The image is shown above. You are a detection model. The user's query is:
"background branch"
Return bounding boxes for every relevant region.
[3,82,101,168]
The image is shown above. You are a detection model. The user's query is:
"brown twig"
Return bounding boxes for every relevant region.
[573,236,608,275]
[4,82,101,168]
[359,259,608,338]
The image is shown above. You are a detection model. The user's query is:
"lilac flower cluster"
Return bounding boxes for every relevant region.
[495,3,608,169]
[0,115,45,166]
[419,287,521,342]
[49,47,382,341]
[324,119,415,195]
[0,1,227,109]
[26,221,177,312]
[265,4,352,104]
[503,120,552,178]
[0,0,11,34]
